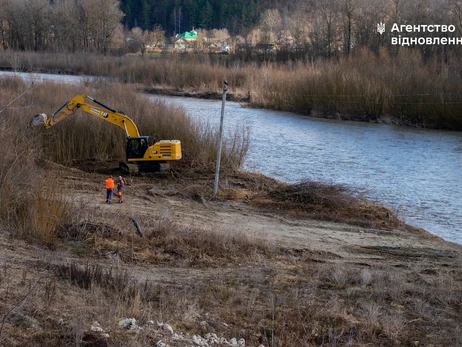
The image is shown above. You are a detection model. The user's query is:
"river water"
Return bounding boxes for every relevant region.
[153,96,462,245]
[1,71,461,244]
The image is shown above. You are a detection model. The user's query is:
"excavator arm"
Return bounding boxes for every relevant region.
[30,94,141,138]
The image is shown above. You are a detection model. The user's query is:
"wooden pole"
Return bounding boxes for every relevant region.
[214,80,228,195]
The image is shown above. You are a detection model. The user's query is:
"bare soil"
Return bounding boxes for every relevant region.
[1,161,461,347]
[59,161,460,262]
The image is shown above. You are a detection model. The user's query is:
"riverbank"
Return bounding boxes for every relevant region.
[0,69,461,346]
[1,50,462,130]
[144,86,250,103]
[1,161,461,347]
[143,86,426,129]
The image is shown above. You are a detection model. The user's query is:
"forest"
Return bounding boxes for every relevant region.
[121,0,267,34]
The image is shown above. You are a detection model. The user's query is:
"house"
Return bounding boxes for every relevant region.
[220,43,230,53]
[174,38,187,50]
[175,30,197,41]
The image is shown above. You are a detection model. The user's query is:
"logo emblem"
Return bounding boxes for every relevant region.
[377,22,386,35]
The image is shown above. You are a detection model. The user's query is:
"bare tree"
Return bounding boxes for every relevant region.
[1,0,53,51]
[246,28,263,46]
[260,9,282,43]
[447,0,462,30]
[82,0,124,53]
[0,0,8,49]
[341,0,357,53]
[45,0,123,53]
[388,0,406,22]
[128,27,145,53]
[172,6,182,35]
[150,25,166,47]
[314,0,339,58]
[354,0,387,51]
[1,0,27,50]
[287,4,312,47]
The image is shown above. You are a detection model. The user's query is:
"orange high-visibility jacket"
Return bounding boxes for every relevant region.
[105,178,115,189]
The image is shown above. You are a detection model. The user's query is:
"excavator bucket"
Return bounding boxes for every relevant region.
[30,113,48,127]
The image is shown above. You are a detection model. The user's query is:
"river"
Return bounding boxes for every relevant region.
[1,71,461,244]
[153,96,462,245]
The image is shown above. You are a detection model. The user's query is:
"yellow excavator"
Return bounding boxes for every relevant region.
[30,94,181,173]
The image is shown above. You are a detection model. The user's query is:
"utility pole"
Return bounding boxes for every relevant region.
[214,80,228,195]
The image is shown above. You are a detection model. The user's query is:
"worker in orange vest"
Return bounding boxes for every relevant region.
[105,175,115,204]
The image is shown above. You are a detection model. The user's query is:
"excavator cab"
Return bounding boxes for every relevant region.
[127,136,149,159]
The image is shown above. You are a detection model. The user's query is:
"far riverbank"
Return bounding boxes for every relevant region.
[1,50,462,130]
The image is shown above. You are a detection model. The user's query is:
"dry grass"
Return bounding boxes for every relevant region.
[0,78,70,246]
[250,49,462,130]
[2,247,460,346]
[251,181,401,229]
[58,211,272,266]
[1,50,462,129]
[31,198,457,346]
[0,51,251,98]
[142,218,271,264]
[0,183,460,347]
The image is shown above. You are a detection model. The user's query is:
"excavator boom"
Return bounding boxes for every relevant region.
[30,94,141,138]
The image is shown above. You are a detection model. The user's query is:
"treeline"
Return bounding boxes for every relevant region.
[1,0,462,59]
[0,0,124,53]
[0,0,282,53]
[119,0,462,58]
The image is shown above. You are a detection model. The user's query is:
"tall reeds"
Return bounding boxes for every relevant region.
[0,78,69,245]
[250,49,462,129]
[1,49,460,129]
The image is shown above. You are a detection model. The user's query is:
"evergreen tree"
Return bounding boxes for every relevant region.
[200,0,213,29]
[121,0,134,28]
[141,0,151,30]
[184,0,198,31]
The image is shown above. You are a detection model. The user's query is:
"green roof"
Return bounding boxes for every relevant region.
[177,30,197,41]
